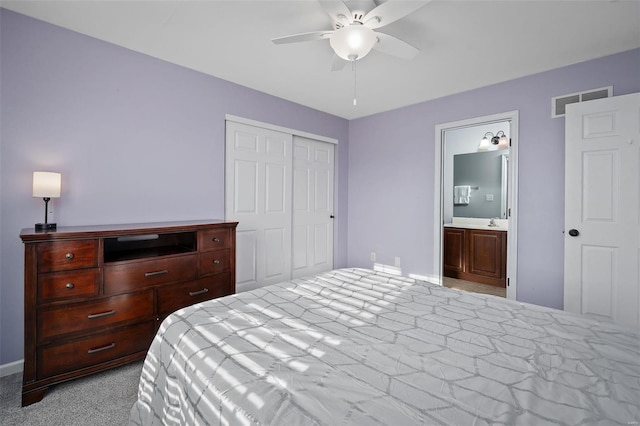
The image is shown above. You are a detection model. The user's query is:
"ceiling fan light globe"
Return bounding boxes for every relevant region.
[330,25,377,61]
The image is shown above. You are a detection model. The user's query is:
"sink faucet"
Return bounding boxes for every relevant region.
[488,218,498,227]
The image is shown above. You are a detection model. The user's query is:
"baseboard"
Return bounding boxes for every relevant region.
[0,359,23,377]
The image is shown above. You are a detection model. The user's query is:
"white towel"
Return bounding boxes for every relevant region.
[454,185,471,205]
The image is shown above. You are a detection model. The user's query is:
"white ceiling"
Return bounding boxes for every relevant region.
[2,0,639,120]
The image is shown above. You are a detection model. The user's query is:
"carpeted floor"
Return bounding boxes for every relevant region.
[0,361,143,426]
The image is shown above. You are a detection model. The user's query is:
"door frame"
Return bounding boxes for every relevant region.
[433,111,519,300]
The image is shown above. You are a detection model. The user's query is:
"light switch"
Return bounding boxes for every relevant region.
[486,194,494,201]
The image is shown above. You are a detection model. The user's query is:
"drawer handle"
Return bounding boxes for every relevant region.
[65,283,75,289]
[212,237,220,243]
[213,259,221,265]
[189,288,209,297]
[87,343,115,354]
[65,253,74,260]
[87,310,116,319]
[145,270,168,277]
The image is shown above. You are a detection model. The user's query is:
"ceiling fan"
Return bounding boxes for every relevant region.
[272,0,431,70]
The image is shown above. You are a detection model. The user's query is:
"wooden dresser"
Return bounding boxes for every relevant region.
[20,220,237,406]
[443,226,507,287]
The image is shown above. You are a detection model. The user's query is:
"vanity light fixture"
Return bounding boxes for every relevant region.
[478,131,508,151]
[33,171,61,231]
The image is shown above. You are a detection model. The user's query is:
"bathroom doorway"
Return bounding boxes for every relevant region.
[433,111,519,300]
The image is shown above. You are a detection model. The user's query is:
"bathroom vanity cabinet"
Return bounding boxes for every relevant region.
[443,227,507,287]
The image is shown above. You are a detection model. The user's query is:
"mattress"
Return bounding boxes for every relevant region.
[129,268,640,425]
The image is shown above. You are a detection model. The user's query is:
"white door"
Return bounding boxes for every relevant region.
[225,121,293,292]
[564,93,640,327]
[292,136,334,279]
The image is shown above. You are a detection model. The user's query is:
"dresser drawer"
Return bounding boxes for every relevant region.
[157,272,233,316]
[38,269,99,302]
[104,255,197,295]
[198,249,231,276]
[38,291,153,341]
[39,321,154,378]
[37,240,98,273]
[199,228,232,251]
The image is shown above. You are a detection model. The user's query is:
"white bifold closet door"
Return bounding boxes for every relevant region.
[292,136,335,279]
[225,121,334,292]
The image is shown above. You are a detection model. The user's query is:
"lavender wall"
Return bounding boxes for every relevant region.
[0,9,349,365]
[348,48,640,309]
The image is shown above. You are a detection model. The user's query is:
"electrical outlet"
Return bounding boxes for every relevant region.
[394,256,401,267]
[370,252,376,262]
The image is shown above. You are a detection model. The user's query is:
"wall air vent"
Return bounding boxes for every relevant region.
[551,86,612,118]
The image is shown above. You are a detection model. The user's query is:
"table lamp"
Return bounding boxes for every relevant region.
[33,171,61,231]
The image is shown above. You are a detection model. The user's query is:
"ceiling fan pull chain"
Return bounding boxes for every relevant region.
[353,60,357,106]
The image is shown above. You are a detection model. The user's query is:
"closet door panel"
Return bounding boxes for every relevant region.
[226,121,292,292]
[292,137,334,279]
[236,229,257,287]
[264,228,287,279]
[234,160,258,214]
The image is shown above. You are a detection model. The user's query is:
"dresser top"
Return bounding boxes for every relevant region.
[20,219,238,242]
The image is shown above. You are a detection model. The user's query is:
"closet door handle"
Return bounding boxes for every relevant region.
[568,229,580,237]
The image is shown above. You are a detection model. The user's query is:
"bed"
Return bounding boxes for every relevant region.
[129,268,640,425]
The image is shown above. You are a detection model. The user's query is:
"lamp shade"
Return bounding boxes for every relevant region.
[33,172,61,198]
[330,24,377,61]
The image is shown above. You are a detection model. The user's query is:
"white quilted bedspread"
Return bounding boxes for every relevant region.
[129,268,640,425]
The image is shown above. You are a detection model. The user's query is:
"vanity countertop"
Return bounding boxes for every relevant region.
[444,217,508,231]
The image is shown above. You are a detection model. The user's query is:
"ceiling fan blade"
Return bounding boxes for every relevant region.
[363,0,432,29]
[317,0,352,26]
[330,54,347,71]
[272,31,333,45]
[373,32,419,60]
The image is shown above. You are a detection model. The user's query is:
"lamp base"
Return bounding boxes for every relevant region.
[35,223,57,232]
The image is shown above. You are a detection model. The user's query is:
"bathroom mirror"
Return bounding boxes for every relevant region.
[453,150,509,219]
